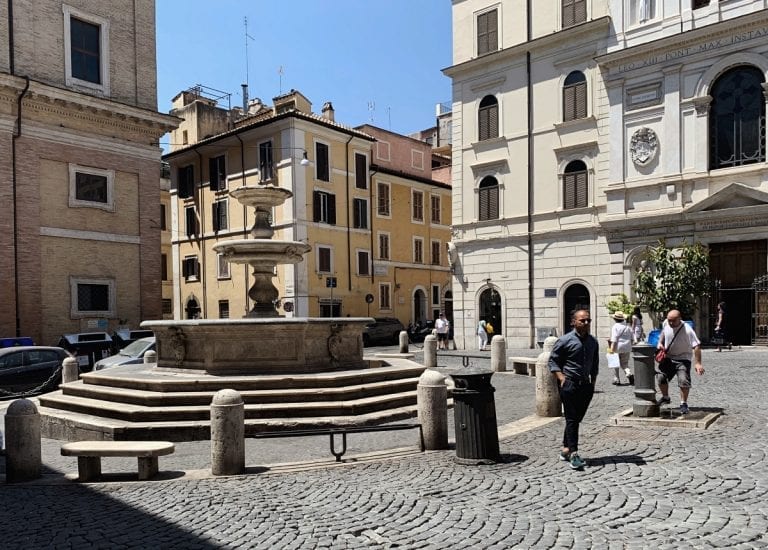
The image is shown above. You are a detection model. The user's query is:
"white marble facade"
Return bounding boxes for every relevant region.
[447,0,768,349]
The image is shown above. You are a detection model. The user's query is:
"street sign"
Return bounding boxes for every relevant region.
[326,277,337,288]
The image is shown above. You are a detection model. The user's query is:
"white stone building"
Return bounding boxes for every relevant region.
[446,0,768,349]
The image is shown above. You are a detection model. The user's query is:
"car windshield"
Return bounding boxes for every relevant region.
[119,339,152,357]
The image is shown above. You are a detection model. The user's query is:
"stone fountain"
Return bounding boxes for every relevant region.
[38,184,425,441]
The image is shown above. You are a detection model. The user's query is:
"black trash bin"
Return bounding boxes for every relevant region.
[111,328,154,354]
[447,367,500,464]
[57,332,113,372]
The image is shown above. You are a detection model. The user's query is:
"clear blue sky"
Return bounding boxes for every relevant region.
[155,0,452,151]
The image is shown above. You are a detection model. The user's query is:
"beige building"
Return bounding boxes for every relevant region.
[0,0,177,345]
[164,89,452,328]
[447,0,768,349]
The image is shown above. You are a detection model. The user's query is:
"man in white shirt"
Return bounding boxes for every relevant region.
[435,312,449,350]
[656,309,705,415]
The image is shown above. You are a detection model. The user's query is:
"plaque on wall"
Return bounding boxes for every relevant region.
[630,127,658,166]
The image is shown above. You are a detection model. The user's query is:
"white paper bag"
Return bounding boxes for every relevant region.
[606,352,620,369]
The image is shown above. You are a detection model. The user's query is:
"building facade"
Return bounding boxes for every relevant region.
[447,0,768,349]
[164,90,451,327]
[0,0,177,345]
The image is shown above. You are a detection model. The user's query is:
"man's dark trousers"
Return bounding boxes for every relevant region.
[560,378,594,452]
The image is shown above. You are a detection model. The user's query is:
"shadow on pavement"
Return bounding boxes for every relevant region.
[586,454,648,467]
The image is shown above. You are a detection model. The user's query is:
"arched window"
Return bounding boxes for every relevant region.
[478,176,499,221]
[563,160,588,210]
[478,95,499,141]
[563,71,587,121]
[710,66,766,170]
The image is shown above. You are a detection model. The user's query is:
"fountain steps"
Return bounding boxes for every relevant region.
[39,359,434,441]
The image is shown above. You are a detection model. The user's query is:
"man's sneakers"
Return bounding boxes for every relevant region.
[679,402,690,415]
[657,395,671,406]
[569,453,586,470]
[627,374,635,386]
[559,450,570,462]
[612,379,621,386]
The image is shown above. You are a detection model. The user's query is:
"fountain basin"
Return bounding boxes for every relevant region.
[212,240,312,264]
[229,185,293,208]
[141,318,372,375]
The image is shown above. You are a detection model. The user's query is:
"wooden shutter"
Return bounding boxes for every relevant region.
[313,191,321,222]
[353,199,361,228]
[489,104,498,138]
[575,171,588,208]
[355,153,367,189]
[327,193,336,225]
[488,185,499,219]
[487,9,498,52]
[574,0,587,24]
[477,12,489,55]
[564,85,576,121]
[212,202,219,231]
[564,173,575,210]
[182,258,189,278]
[209,158,218,190]
[562,0,575,28]
[479,188,489,221]
[477,9,498,55]
[479,108,489,141]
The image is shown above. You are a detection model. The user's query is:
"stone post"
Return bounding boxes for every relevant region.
[423,334,438,369]
[5,399,41,483]
[417,369,448,450]
[490,335,506,372]
[632,343,659,417]
[536,336,561,417]
[143,350,157,364]
[399,331,409,354]
[210,389,245,476]
[62,357,79,384]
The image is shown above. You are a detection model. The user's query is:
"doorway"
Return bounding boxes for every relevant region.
[563,283,590,335]
[413,289,427,324]
[479,287,502,335]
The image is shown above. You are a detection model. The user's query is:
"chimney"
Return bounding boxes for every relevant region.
[321,101,335,122]
[241,84,249,112]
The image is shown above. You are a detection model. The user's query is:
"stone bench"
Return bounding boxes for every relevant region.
[508,356,537,376]
[61,440,175,481]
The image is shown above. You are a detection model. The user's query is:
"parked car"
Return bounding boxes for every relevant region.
[0,346,69,397]
[93,337,156,371]
[362,318,405,346]
[0,336,35,348]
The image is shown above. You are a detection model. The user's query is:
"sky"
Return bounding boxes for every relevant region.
[155,0,452,151]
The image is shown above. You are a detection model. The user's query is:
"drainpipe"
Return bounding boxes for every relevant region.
[526,0,536,348]
[11,76,29,337]
[368,165,378,286]
[235,133,249,314]
[345,135,353,292]
[194,148,206,318]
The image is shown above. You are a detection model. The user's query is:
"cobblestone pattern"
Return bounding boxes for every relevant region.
[1,347,767,549]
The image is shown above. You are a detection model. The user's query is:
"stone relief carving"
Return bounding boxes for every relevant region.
[630,127,658,167]
[168,327,186,367]
[327,323,343,362]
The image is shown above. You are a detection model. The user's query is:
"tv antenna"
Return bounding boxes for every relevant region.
[278,66,285,94]
[243,16,255,88]
[367,100,376,123]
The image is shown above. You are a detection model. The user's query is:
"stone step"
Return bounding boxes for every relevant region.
[39,403,422,442]
[38,390,419,422]
[58,377,422,406]
[79,360,424,392]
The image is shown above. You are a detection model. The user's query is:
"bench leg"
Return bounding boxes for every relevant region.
[528,364,536,377]
[77,456,101,482]
[137,456,159,480]
[513,362,527,375]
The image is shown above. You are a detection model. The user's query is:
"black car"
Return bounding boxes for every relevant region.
[0,346,69,398]
[362,318,406,346]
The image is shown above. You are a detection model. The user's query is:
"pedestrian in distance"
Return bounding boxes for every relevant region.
[477,318,488,351]
[548,309,599,470]
[656,309,704,415]
[631,305,644,343]
[714,301,727,352]
[435,312,449,350]
[608,311,635,386]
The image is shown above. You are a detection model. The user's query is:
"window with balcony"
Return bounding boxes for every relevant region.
[710,66,766,170]
[563,160,588,209]
[478,176,499,221]
[478,95,499,141]
[563,71,587,122]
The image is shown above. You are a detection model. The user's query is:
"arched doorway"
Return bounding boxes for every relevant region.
[413,289,427,325]
[479,287,502,335]
[185,296,201,319]
[563,283,590,334]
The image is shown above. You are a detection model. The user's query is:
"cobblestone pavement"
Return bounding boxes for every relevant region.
[1,346,767,549]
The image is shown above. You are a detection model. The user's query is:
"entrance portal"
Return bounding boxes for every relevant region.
[479,287,502,335]
[563,284,590,335]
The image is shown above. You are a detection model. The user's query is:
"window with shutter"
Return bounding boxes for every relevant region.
[377,182,390,216]
[213,201,227,232]
[259,142,273,182]
[316,142,330,182]
[477,9,498,56]
[318,247,332,273]
[178,165,194,198]
[431,241,441,266]
[478,95,499,141]
[412,191,424,221]
[355,153,367,189]
[209,156,226,190]
[478,176,499,221]
[431,195,441,224]
[563,71,587,121]
[379,233,390,260]
[562,0,586,27]
[353,198,368,229]
[414,239,424,264]
[185,206,197,237]
[358,251,370,276]
[563,160,588,210]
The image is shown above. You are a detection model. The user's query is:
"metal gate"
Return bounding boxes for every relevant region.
[754,274,768,345]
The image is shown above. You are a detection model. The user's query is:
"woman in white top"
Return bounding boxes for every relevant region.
[609,311,635,385]
[631,306,644,343]
[477,319,488,351]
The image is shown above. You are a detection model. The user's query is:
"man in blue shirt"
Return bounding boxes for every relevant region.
[548,309,599,470]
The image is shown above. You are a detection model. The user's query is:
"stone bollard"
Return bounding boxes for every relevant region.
[490,335,506,372]
[423,334,438,369]
[210,389,245,476]
[632,343,659,417]
[536,336,561,417]
[5,399,42,483]
[62,357,79,384]
[143,350,157,364]
[399,331,409,354]
[417,369,448,450]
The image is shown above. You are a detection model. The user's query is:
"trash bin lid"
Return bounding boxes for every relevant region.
[440,367,494,390]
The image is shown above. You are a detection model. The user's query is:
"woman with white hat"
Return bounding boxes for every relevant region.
[608,311,634,385]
